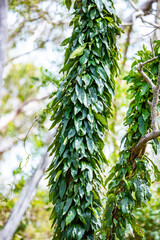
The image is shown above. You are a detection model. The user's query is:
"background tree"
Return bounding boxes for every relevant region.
[0,0,8,96]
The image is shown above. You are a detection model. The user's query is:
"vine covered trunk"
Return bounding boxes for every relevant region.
[48,0,121,239]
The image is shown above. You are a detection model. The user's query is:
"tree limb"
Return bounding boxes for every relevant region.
[132,130,160,158]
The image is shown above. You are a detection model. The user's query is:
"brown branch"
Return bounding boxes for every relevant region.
[132,130,160,158]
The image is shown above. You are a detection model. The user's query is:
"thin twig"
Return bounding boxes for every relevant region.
[128,0,139,11]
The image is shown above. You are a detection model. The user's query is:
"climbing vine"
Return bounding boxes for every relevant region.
[103,43,160,240]
[48,0,121,239]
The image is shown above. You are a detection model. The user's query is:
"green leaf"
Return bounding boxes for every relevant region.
[75,84,85,104]
[75,136,83,150]
[74,117,82,132]
[138,115,147,136]
[121,198,129,214]
[94,112,108,127]
[65,0,72,10]
[105,203,114,227]
[70,44,87,59]
[77,209,87,224]
[60,37,70,46]
[54,170,62,181]
[60,179,66,199]
[73,225,85,240]
[80,49,90,65]
[141,83,150,95]
[90,8,97,20]
[66,207,77,225]
[142,109,150,121]
[97,65,108,81]
[68,129,76,139]
[74,102,82,115]
[63,198,73,215]
[82,74,91,88]
[86,136,94,154]
[94,0,103,12]
[86,182,92,192]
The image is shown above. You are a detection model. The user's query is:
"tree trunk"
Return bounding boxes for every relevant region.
[0,0,8,97]
[0,152,49,240]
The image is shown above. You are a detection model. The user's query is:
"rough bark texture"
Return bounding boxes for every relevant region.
[0,0,8,97]
[0,152,49,240]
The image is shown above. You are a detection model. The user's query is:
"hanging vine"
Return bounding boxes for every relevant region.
[103,43,160,240]
[48,0,121,239]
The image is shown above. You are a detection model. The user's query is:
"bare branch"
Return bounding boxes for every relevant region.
[137,67,155,89]
[6,39,50,65]
[0,96,48,132]
[138,56,158,68]
[128,0,139,11]
[137,57,160,131]
[141,17,160,28]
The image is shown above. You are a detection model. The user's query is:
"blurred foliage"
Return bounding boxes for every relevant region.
[0,184,52,240]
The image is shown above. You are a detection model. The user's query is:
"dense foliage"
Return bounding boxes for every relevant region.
[103,45,160,239]
[48,0,121,239]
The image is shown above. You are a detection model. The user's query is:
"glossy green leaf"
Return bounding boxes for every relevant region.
[66,207,76,225]
[70,44,87,59]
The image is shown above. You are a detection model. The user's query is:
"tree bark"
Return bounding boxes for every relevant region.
[0,0,8,97]
[0,152,49,240]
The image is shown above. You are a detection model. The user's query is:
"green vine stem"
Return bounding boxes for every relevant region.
[103,43,160,240]
[47,0,121,239]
